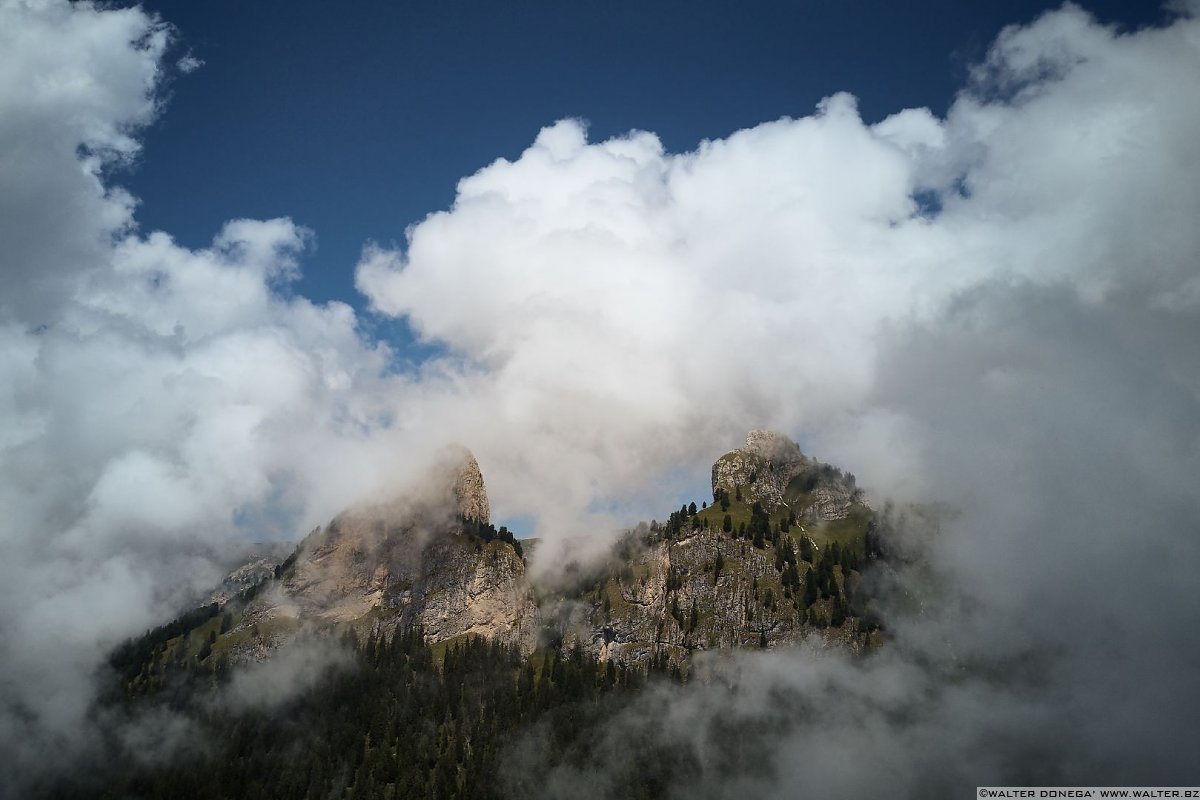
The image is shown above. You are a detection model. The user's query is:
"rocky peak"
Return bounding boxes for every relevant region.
[228,445,535,658]
[711,430,865,520]
[743,430,805,462]
[711,430,812,512]
[451,449,489,523]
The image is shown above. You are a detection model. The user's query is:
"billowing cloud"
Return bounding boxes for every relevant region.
[2,0,1199,793]
[357,2,1200,790]
[357,3,1200,523]
[0,0,429,789]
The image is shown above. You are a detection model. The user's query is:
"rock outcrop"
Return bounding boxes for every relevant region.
[553,525,865,670]
[391,535,538,649]
[546,431,877,670]
[711,430,867,520]
[230,447,537,659]
[203,541,293,606]
[711,430,814,511]
[451,449,489,523]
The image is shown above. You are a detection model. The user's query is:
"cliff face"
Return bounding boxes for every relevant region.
[549,431,876,669]
[552,526,864,670]
[393,536,538,650]
[553,530,797,666]
[451,449,490,523]
[228,448,538,659]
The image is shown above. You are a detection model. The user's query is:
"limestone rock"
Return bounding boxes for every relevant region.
[711,430,867,520]
[451,450,490,523]
[555,526,863,670]
[218,433,872,674]
[549,431,875,669]
[392,536,538,653]
[711,430,813,512]
[234,447,536,658]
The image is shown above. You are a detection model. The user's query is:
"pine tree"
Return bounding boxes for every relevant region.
[799,535,814,563]
[804,567,818,606]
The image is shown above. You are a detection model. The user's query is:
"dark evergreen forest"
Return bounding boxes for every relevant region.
[41,624,728,800]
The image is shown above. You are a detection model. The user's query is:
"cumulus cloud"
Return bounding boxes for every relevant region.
[356,2,1200,790]
[356,2,1200,528]
[2,0,1199,794]
[0,0,439,790]
[0,0,164,322]
[176,54,203,74]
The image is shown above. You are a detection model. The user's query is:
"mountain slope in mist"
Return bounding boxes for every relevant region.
[546,431,880,669]
[172,448,539,676]
[150,432,877,680]
[70,433,887,799]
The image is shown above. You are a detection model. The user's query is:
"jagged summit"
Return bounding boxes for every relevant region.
[547,430,878,668]
[356,445,490,525]
[449,447,489,523]
[712,430,813,512]
[712,431,864,520]
[743,429,806,462]
[221,446,536,659]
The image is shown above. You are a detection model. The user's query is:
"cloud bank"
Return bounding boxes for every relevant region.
[0,0,426,787]
[360,2,1200,789]
[357,2,1200,528]
[1,0,1198,793]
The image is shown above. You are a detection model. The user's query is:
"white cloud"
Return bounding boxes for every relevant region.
[357,3,1200,531]
[176,54,203,74]
[358,3,1200,788]
[0,0,165,322]
[0,1,437,788]
[218,633,353,711]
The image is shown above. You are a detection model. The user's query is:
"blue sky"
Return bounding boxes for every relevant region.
[127,0,1163,326]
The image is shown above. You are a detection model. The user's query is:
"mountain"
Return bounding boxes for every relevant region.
[547,430,877,669]
[78,432,886,800]
[212,446,540,667]
[153,431,876,686]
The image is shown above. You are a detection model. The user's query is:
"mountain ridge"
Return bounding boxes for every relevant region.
[142,431,878,688]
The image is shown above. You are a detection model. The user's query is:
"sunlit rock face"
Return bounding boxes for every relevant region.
[229,447,537,660]
[543,432,875,671]
[451,448,490,524]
